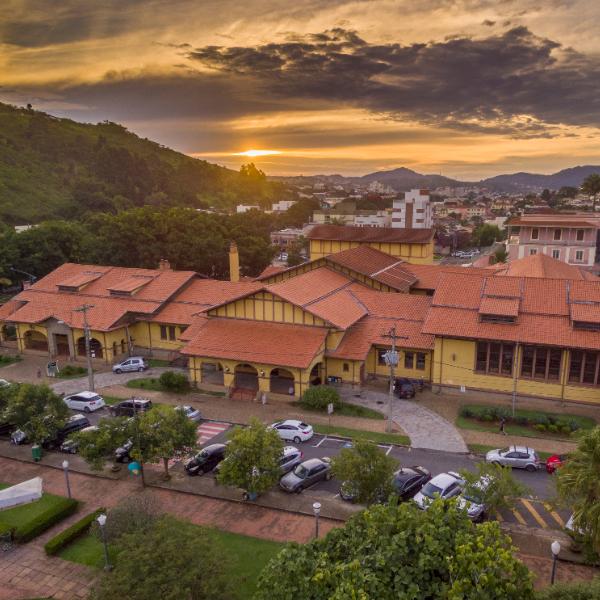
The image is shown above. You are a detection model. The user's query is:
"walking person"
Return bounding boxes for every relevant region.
[499,416,507,436]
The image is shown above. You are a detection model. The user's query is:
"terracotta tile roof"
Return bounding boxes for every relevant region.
[170,279,262,307]
[307,290,367,329]
[483,277,522,298]
[508,216,597,227]
[479,297,520,317]
[256,265,287,279]
[348,285,432,320]
[402,263,490,290]
[570,303,600,324]
[57,271,105,289]
[569,280,600,303]
[181,318,327,368]
[490,254,598,281]
[179,315,208,341]
[307,224,434,244]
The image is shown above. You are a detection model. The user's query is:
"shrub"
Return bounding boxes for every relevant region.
[158,371,189,393]
[300,385,342,411]
[515,415,530,426]
[535,577,600,599]
[0,522,14,539]
[569,420,581,432]
[13,498,79,543]
[460,407,474,419]
[480,410,495,422]
[547,424,559,434]
[534,424,547,433]
[60,364,87,377]
[44,507,105,555]
[534,416,550,427]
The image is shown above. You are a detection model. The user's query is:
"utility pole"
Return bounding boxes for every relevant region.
[382,326,399,433]
[74,304,95,392]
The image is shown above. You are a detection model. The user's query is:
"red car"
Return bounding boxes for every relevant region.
[546,454,568,474]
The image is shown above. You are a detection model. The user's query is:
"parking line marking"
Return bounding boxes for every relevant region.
[495,512,503,522]
[520,499,548,529]
[511,508,527,526]
[313,436,326,448]
[543,503,565,528]
[385,445,393,455]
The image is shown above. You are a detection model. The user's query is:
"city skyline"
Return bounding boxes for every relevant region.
[2,0,600,178]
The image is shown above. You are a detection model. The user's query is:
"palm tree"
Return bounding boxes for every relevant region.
[556,426,600,551]
[581,173,600,211]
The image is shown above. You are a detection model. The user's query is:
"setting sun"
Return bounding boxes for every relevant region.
[234,149,282,157]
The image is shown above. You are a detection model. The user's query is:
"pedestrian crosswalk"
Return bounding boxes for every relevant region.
[197,421,230,445]
[498,498,570,531]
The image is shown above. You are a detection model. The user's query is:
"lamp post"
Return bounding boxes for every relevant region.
[550,540,560,585]
[382,327,398,433]
[61,459,71,499]
[74,304,95,392]
[97,514,112,571]
[312,502,321,539]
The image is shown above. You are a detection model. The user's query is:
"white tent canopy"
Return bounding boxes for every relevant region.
[0,477,43,510]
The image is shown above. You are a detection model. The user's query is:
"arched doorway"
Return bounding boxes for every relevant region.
[24,330,49,352]
[76,337,103,359]
[270,368,295,394]
[234,364,258,390]
[201,362,224,385]
[309,362,323,386]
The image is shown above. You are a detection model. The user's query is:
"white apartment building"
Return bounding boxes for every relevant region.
[236,204,260,214]
[392,189,433,229]
[271,200,297,212]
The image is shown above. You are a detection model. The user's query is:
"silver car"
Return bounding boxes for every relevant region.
[457,476,491,521]
[485,446,540,472]
[413,471,465,510]
[279,457,331,493]
[112,357,148,374]
[176,405,202,422]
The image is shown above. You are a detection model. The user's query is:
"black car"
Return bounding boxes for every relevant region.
[392,466,431,500]
[42,414,91,449]
[109,398,152,417]
[394,381,416,399]
[185,444,227,476]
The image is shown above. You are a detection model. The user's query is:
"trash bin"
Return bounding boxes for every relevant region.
[32,444,42,462]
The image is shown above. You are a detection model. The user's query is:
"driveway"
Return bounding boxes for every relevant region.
[50,367,186,396]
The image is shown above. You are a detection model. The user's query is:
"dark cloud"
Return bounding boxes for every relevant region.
[482,19,496,26]
[187,27,600,135]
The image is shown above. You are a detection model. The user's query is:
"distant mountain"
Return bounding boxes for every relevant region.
[357,167,465,190]
[0,102,278,224]
[480,165,600,192]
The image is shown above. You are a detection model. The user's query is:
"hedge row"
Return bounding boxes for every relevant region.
[459,405,581,434]
[0,521,14,539]
[44,507,105,556]
[12,498,79,543]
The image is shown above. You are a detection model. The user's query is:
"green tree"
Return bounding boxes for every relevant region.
[459,462,529,518]
[534,577,600,599]
[254,500,533,600]
[493,247,508,264]
[557,427,600,552]
[582,173,600,210]
[286,236,308,267]
[280,198,320,227]
[3,383,69,445]
[90,516,232,600]
[74,417,130,471]
[331,439,398,505]
[217,417,283,497]
[472,224,502,248]
[541,188,552,202]
[558,186,578,199]
[300,385,341,411]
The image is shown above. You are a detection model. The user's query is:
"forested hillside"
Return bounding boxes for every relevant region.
[0,102,283,223]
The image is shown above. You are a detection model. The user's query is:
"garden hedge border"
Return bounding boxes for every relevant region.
[44,506,105,555]
[11,497,79,543]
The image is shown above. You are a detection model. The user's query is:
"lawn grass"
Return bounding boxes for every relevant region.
[126,377,164,392]
[466,443,553,461]
[102,395,123,405]
[59,526,283,599]
[314,424,410,446]
[292,401,384,420]
[0,484,71,532]
[147,358,171,368]
[0,354,21,367]
[56,365,89,379]
[456,404,595,442]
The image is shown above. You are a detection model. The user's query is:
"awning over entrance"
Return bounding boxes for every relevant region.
[181,318,327,369]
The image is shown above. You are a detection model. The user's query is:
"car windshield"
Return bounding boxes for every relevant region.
[421,482,443,499]
[499,447,510,455]
[294,464,309,479]
[462,490,483,504]
[299,423,309,429]
[87,395,101,402]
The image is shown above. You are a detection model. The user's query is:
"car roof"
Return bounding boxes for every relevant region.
[281,419,303,426]
[509,445,534,453]
[395,466,427,480]
[68,391,100,399]
[430,472,461,488]
[202,443,226,452]
[282,446,300,456]
[301,458,326,468]
[68,414,89,423]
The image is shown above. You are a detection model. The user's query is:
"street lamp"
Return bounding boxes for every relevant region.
[312,502,321,539]
[97,513,112,571]
[61,459,71,499]
[550,540,561,585]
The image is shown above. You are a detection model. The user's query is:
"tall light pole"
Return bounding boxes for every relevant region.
[74,304,95,392]
[312,502,321,539]
[382,327,399,433]
[97,513,112,571]
[550,540,560,585]
[62,459,71,499]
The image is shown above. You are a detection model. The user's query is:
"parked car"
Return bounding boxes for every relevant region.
[109,398,153,417]
[269,420,313,443]
[0,378,11,388]
[42,414,91,449]
[413,471,465,510]
[63,391,106,413]
[485,446,540,472]
[278,446,303,474]
[394,380,416,399]
[546,453,568,474]
[280,457,331,493]
[175,405,202,422]
[456,476,491,522]
[185,443,227,475]
[112,357,148,374]
[60,425,98,454]
[115,439,134,463]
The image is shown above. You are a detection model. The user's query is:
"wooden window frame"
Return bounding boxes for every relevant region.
[569,351,600,386]
[474,341,515,377]
[160,325,168,340]
[416,352,426,370]
[553,228,562,241]
[404,351,414,369]
[576,229,585,241]
[520,345,563,382]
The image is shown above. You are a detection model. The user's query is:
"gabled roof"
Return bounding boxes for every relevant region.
[307,224,434,244]
[489,254,598,281]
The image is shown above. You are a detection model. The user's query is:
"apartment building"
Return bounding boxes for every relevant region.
[392,189,433,229]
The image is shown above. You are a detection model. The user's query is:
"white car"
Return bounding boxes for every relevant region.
[456,476,491,521]
[413,471,465,510]
[0,378,10,388]
[63,391,106,413]
[269,420,313,443]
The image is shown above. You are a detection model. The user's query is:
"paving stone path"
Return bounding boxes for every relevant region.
[342,388,468,453]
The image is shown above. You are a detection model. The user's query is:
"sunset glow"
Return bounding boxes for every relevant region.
[234,150,282,157]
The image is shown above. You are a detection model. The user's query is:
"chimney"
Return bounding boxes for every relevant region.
[158,259,171,271]
[229,242,240,282]
[22,280,32,290]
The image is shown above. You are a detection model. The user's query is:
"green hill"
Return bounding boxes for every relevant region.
[0,102,276,224]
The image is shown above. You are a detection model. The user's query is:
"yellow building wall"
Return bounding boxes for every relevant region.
[129,322,186,354]
[70,327,128,363]
[365,347,432,380]
[309,239,434,264]
[325,358,362,384]
[209,292,327,327]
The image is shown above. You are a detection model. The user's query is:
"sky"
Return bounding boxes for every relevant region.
[1,0,600,179]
